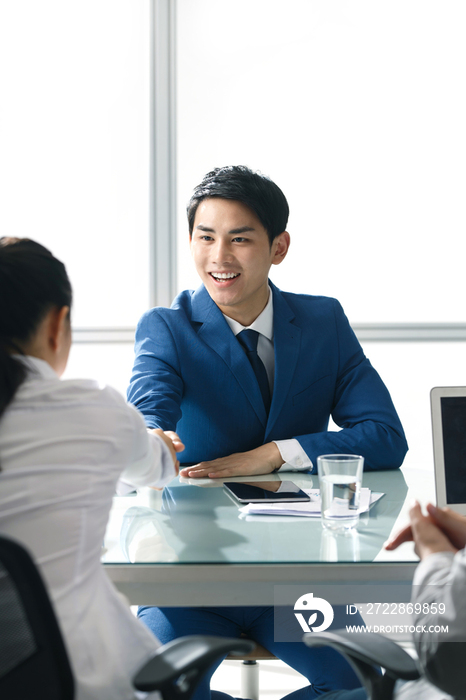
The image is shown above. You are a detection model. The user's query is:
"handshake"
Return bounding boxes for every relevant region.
[151,429,185,476]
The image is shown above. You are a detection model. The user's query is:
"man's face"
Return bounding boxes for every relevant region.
[190,197,289,326]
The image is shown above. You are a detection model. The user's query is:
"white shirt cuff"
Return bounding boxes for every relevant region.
[116,432,176,495]
[273,439,312,472]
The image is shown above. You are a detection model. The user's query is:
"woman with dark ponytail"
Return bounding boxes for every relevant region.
[0,238,184,700]
[0,237,72,429]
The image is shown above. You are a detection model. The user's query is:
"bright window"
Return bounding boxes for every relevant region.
[176,0,466,324]
[0,1,151,329]
[2,1,466,472]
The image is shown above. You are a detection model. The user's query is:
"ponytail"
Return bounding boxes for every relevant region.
[0,344,27,422]
[0,237,72,427]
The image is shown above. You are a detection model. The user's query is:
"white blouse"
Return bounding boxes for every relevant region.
[0,356,176,700]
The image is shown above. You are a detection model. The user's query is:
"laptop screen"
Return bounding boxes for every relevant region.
[441,396,466,505]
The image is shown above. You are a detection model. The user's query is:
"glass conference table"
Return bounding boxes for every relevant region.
[102,462,434,607]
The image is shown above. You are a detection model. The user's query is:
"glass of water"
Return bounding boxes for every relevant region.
[317,454,364,532]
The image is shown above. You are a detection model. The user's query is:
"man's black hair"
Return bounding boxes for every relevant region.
[187,165,289,245]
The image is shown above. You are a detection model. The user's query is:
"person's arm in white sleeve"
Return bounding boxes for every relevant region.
[117,403,183,494]
[385,501,466,698]
[411,548,466,698]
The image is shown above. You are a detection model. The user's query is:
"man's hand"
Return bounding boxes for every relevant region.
[152,429,185,475]
[179,442,285,479]
[385,501,459,560]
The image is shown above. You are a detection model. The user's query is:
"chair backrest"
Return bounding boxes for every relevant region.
[0,534,74,700]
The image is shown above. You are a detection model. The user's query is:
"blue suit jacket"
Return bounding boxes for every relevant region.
[127,282,408,471]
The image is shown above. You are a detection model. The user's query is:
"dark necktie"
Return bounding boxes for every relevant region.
[237,329,271,413]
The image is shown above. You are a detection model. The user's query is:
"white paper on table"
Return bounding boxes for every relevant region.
[239,488,384,518]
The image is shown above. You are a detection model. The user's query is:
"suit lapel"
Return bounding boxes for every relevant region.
[266,284,302,437]
[191,286,268,427]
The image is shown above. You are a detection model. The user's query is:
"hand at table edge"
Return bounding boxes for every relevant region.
[179,442,285,479]
[384,501,459,560]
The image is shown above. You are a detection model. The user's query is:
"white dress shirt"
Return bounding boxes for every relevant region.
[222,289,312,472]
[0,356,176,700]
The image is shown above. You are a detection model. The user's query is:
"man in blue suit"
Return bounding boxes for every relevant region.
[127,166,408,699]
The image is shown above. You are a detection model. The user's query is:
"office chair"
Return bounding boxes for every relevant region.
[0,534,254,700]
[304,630,420,700]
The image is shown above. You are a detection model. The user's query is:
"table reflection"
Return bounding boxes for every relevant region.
[104,470,409,566]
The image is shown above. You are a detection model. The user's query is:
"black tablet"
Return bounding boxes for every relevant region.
[223,480,310,504]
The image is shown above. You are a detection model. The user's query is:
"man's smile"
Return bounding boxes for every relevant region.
[209,272,240,284]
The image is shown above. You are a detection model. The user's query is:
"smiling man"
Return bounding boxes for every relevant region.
[126,166,408,700]
[128,165,407,479]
